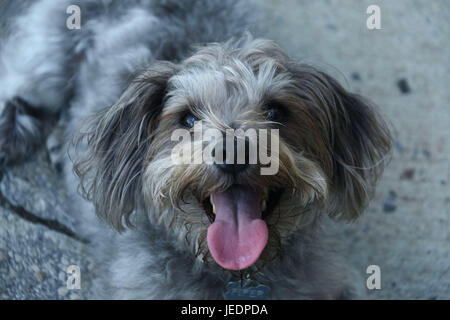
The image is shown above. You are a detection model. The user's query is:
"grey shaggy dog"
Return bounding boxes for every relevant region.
[0,0,391,299]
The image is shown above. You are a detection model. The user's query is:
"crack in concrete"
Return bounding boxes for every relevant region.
[0,171,88,244]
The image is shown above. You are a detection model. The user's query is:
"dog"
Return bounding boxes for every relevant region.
[0,0,391,299]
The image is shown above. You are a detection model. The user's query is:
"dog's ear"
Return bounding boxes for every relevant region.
[74,61,178,232]
[288,63,392,220]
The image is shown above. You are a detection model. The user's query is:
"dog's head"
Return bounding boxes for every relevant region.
[74,36,391,271]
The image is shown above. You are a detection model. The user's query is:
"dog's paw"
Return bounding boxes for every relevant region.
[0,97,42,166]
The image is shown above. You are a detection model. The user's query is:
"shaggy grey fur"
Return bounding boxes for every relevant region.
[0,0,390,299]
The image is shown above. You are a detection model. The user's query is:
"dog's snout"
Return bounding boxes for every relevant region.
[212,137,250,174]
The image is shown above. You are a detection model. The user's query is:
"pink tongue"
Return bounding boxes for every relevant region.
[207,185,268,270]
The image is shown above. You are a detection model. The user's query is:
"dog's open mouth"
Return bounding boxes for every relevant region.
[201,185,283,270]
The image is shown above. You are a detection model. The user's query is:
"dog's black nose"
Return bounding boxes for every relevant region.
[212,137,250,174]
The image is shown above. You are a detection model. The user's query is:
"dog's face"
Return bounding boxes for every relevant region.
[75,38,391,271]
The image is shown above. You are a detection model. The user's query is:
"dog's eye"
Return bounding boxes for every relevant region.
[181,112,199,128]
[266,108,278,120]
[264,101,286,123]
[265,107,284,122]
